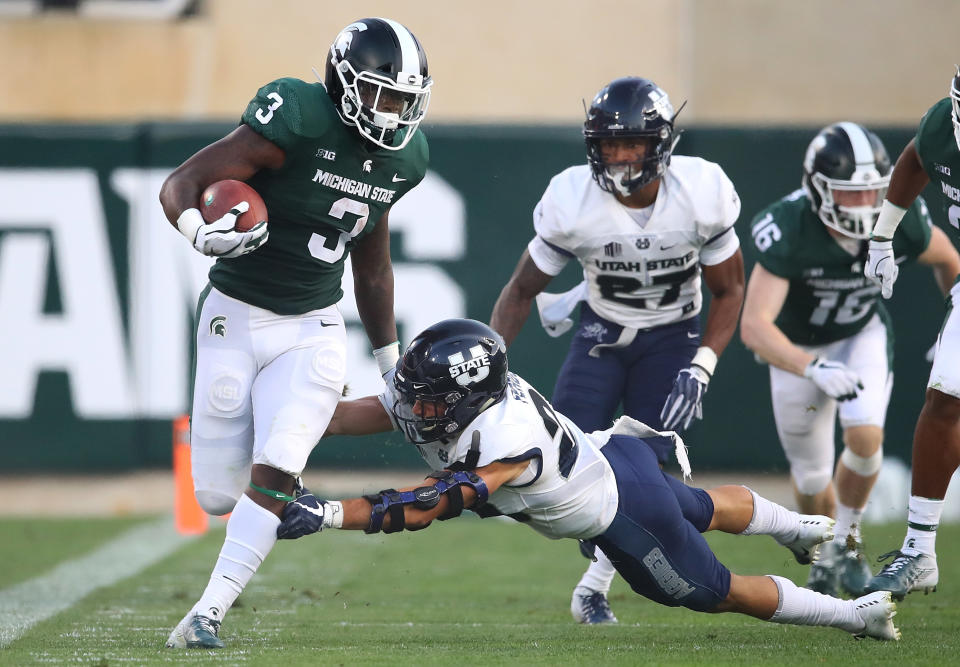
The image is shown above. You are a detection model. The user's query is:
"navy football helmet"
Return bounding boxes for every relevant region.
[391,319,508,444]
[323,18,432,151]
[584,77,681,196]
[801,122,891,239]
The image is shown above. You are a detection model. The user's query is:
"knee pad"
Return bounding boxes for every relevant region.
[840,446,883,476]
[195,489,240,516]
[791,466,832,496]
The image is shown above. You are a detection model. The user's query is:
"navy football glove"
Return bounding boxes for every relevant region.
[660,365,710,431]
[277,493,327,540]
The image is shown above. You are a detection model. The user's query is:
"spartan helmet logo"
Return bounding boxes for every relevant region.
[362,159,373,173]
[209,315,227,337]
[332,21,367,59]
[447,345,491,387]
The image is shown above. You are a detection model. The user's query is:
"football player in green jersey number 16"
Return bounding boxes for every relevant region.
[863,69,960,600]
[742,122,959,599]
[158,17,432,649]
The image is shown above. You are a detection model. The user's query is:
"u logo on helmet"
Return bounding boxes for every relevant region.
[447,346,490,386]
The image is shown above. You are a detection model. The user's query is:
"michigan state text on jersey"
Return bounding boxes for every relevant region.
[160,18,432,650]
[277,319,902,641]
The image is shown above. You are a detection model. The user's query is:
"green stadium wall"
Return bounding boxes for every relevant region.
[0,123,950,472]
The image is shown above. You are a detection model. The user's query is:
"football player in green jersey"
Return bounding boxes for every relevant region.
[864,70,960,600]
[158,18,432,649]
[742,122,959,599]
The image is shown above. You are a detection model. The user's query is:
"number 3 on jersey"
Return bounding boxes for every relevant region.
[308,197,369,263]
[255,92,284,124]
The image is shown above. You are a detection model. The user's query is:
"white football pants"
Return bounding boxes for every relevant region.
[769,314,892,496]
[189,286,346,514]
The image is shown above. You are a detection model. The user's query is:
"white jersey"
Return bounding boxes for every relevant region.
[528,157,741,329]
[380,372,619,540]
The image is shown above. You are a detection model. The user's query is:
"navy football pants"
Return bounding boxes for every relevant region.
[551,303,699,463]
[592,435,732,611]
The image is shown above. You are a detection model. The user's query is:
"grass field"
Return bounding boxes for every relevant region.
[2,515,958,665]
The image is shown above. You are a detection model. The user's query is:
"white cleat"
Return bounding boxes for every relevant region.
[865,550,939,601]
[851,591,901,641]
[165,611,224,649]
[779,515,835,565]
[570,586,619,624]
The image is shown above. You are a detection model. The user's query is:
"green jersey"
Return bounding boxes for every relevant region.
[915,98,960,232]
[209,78,429,314]
[750,190,932,345]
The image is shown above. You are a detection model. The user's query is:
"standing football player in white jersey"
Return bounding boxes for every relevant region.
[276,318,901,642]
[490,77,745,623]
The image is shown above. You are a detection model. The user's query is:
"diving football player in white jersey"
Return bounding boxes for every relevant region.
[490,77,744,622]
[277,319,900,642]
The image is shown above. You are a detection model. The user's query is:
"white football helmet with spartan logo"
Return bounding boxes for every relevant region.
[322,18,433,151]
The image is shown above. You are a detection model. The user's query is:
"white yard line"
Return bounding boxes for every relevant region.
[0,517,193,647]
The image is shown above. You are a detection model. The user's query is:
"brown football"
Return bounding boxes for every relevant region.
[200,180,268,232]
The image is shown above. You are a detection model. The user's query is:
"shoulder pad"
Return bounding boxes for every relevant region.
[241,78,335,148]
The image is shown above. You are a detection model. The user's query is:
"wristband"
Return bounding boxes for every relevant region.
[322,500,344,529]
[871,200,907,240]
[176,208,205,244]
[373,341,400,376]
[691,345,718,377]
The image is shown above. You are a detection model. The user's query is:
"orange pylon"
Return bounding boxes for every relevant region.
[173,415,209,535]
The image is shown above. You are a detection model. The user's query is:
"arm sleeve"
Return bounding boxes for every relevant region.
[698,164,742,265]
[376,390,401,431]
[699,226,741,266]
[527,234,573,276]
[530,183,577,275]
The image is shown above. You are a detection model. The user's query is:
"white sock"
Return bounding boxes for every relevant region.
[576,548,616,594]
[834,501,863,543]
[191,494,280,622]
[902,496,944,556]
[739,487,802,544]
[768,575,862,633]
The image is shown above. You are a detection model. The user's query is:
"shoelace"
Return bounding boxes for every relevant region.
[876,550,913,574]
[581,593,614,619]
[195,615,221,637]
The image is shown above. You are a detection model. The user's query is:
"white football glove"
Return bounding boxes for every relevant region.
[864,238,898,299]
[804,357,863,401]
[176,203,269,258]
